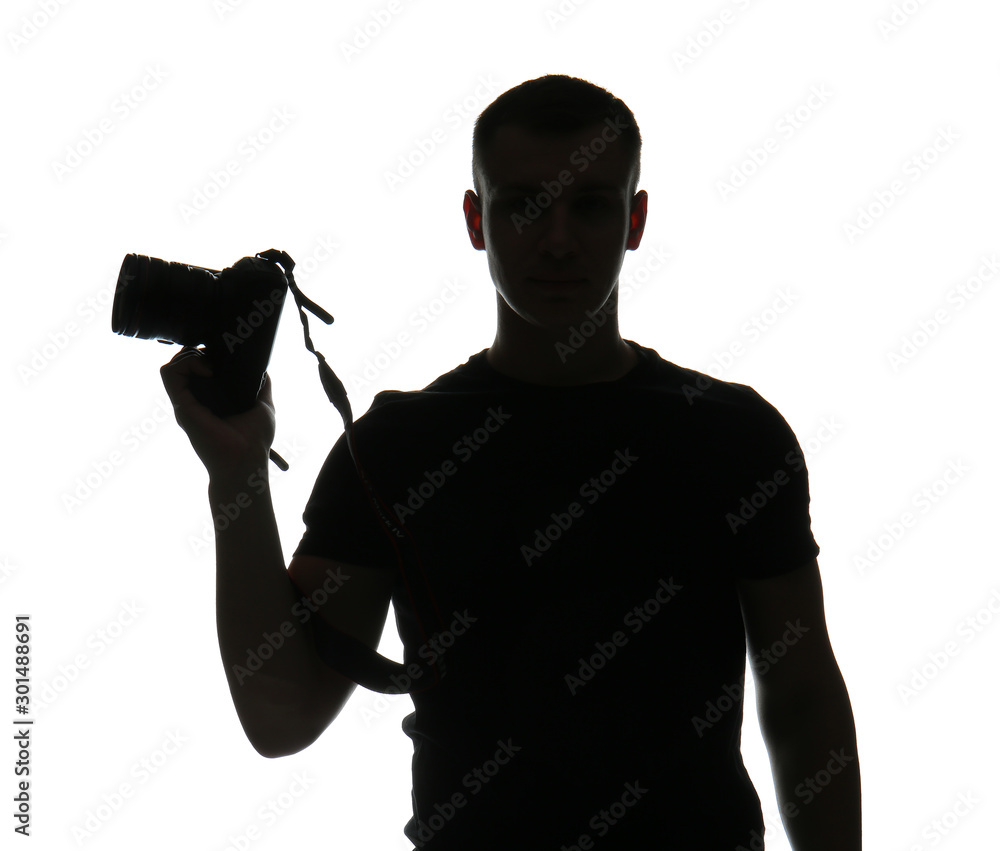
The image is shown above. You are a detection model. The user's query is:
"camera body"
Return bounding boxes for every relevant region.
[112,252,289,417]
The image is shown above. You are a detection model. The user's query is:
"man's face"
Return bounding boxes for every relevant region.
[464,123,647,331]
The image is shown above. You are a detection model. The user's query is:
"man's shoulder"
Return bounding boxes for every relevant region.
[628,344,800,459]
[630,342,777,418]
[349,349,494,433]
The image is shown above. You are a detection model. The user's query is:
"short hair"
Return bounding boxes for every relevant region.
[472,74,642,199]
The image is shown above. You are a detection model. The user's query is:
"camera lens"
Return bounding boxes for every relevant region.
[112,254,147,338]
[112,254,221,344]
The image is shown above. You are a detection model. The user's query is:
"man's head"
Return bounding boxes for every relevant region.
[471,74,641,201]
[463,75,646,336]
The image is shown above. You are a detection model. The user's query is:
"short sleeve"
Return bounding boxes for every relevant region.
[292,429,400,569]
[714,388,820,580]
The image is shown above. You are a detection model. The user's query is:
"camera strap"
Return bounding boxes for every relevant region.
[255,249,447,695]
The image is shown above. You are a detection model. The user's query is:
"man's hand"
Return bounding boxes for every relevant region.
[160,346,276,479]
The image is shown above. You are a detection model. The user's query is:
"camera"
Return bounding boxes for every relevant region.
[111,247,448,693]
[112,251,291,418]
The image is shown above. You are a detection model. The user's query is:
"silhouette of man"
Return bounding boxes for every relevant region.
[161,75,861,850]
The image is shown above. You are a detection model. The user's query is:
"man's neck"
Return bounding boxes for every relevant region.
[486,332,638,387]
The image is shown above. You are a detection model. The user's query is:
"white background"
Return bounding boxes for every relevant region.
[2,0,998,848]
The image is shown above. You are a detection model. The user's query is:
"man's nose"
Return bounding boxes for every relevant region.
[535,202,579,258]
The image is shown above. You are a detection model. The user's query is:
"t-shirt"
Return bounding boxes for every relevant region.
[294,339,820,850]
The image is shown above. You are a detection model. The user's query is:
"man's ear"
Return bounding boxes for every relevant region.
[463,190,485,251]
[626,190,648,251]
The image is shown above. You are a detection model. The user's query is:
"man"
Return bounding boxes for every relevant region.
[161,75,861,849]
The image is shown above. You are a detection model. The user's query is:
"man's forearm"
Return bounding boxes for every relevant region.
[760,684,862,851]
[210,462,320,753]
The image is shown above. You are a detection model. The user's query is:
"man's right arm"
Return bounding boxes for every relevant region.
[211,469,394,758]
[161,348,393,758]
